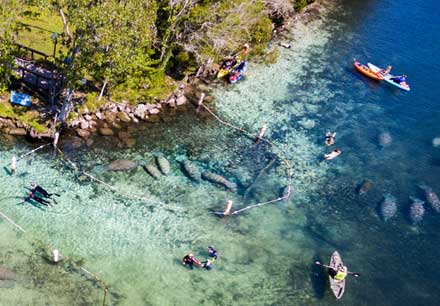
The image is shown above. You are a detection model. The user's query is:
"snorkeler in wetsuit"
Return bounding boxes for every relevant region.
[31,183,60,198]
[202,246,218,270]
[26,191,51,206]
[182,254,202,270]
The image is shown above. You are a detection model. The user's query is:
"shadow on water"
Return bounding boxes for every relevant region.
[310,254,327,299]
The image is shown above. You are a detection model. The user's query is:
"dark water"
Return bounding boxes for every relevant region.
[0,0,439,305]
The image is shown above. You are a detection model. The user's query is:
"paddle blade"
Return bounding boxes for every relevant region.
[353,273,360,277]
[314,261,321,265]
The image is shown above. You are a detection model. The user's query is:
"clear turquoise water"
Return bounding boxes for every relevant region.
[0,0,439,305]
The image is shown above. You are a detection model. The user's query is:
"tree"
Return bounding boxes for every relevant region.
[0,0,23,93]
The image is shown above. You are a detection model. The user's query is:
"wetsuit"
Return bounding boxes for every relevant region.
[27,193,51,206]
[32,185,59,198]
[208,247,218,259]
[182,255,200,269]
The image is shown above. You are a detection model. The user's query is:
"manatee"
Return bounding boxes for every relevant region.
[409,196,425,224]
[379,194,397,221]
[357,180,373,195]
[202,171,237,192]
[156,156,171,175]
[181,160,201,182]
[418,185,440,212]
[107,159,137,171]
[378,132,392,147]
[143,164,161,179]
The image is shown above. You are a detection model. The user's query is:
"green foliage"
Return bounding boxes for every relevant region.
[0,100,47,133]
[294,0,315,12]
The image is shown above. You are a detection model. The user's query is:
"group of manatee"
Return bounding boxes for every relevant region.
[107,156,238,192]
[373,132,440,224]
[361,181,440,224]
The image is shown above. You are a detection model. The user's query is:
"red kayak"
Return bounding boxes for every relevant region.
[353,59,384,81]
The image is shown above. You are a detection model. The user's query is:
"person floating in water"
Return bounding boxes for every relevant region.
[390,74,407,84]
[324,149,341,160]
[30,183,60,199]
[182,253,202,270]
[325,132,336,146]
[207,246,218,259]
[26,191,51,206]
[203,246,218,270]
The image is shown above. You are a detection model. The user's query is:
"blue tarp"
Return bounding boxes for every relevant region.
[10,91,31,107]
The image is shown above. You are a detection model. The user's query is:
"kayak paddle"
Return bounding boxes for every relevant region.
[315,261,361,277]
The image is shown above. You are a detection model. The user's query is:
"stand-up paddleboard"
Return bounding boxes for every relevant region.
[329,251,346,299]
[353,60,384,81]
[368,63,410,91]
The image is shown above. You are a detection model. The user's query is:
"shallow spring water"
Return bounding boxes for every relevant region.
[0,0,440,305]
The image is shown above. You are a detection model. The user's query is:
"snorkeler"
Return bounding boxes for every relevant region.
[30,183,60,198]
[208,246,218,259]
[325,132,336,146]
[26,191,51,206]
[324,149,342,160]
[182,253,202,270]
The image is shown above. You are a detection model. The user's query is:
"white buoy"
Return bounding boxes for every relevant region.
[53,132,60,148]
[11,156,16,175]
[256,124,268,144]
[196,93,205,113]
[52,249,60,263]
[223,200,233,216]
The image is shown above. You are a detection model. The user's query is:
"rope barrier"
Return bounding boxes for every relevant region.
[0,210,27,233]
[200,103,294,216]
[56,148,184,212]
[17,143,51,160]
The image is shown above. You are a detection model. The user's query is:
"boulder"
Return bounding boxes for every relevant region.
[117,111,131,123]
[80,120,89,130]
[104,111,117,123]
[107,159,137,171]
[98,127,114,136]
[134,104,148,119]
[148,108,160,115]
[176,95,187,106]
[8,128,27,136]
[84,114,92,121]
[96,112,103,120]
[76,129,91,138]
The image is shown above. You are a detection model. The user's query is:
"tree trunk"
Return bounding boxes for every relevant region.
[98,79,108,101]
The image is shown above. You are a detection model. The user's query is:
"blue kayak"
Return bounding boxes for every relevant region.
[228,61,248,84]
[367,63,410,91]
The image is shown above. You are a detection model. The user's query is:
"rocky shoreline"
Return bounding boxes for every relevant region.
[0,0,325,144]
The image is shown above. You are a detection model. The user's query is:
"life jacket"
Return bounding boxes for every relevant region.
[334,269,347,281]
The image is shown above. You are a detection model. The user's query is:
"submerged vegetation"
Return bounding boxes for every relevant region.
[0,0,314,104]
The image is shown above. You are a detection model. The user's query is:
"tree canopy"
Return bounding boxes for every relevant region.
[0,0,311,101]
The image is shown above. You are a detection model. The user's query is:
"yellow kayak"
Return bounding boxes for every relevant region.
[217,55,242,79]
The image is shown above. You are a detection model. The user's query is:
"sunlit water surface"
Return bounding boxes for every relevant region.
[0,0,439,305]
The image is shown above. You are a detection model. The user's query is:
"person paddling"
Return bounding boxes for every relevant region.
[325,132,336,146]
[315,260,360,279]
